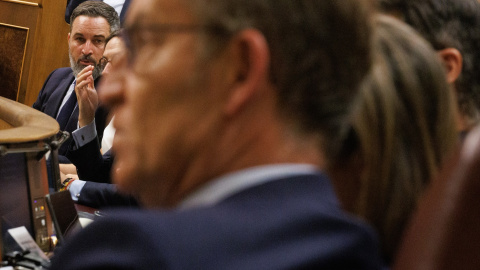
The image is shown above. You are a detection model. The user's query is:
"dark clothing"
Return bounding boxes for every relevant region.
[65,131,138,209]
[78,181,138,209]
[33,67,109,163]
[50,174,383,270]
[66,136,113,183]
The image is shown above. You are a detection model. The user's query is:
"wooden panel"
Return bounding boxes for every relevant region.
[25,0,70,106]
[0,0,69,106]
[0,23,28,101]
[0,1,39,103]
[0,0,41,7]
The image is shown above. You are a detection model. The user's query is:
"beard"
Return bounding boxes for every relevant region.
[69,52,102,80]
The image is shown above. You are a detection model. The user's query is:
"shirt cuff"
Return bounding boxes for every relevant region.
[72,120,97,149]
[68,180,86,202]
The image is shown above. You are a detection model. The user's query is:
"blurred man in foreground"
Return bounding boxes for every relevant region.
[50,0,383,268]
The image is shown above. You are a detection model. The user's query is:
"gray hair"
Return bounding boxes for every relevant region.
[70,0,120,34]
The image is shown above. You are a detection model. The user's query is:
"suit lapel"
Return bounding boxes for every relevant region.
[45,72,75,118]
[64,105,79,133]
[58,74,101,132]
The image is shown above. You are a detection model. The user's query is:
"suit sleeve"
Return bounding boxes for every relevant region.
[77,182,138,209]
[66,137,113,183]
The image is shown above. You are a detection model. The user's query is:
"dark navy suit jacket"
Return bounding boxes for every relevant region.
[33,68,109,163]
[78,181,138,209]
[50,174,383,269]
[65,134,139,208]
[66,136,113,183]
[65,138,138,208]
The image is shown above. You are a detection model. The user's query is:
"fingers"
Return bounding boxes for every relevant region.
[76,66,94,93]
[76,65,94,83]
[76,65,99,127]
[75,66,97,101]
[60,163,77,175]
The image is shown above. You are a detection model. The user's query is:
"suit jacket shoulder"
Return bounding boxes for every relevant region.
[33,67,74,117]
[50,174,383,269]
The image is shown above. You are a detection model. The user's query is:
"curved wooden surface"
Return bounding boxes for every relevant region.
[0,96,59,143]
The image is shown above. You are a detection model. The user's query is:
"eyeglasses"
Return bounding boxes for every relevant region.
[121,23,232,66]
[98,56,112,70]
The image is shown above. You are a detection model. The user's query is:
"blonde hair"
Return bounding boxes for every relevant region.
[330,14,458,263]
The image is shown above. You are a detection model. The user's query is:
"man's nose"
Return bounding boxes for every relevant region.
[82,40,94,55]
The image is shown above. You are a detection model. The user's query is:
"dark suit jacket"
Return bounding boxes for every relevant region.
[66,136,113,183]
[65,127,139,209]
[78,181,138,209]
[50,174,383,269]
[66,138,138,209]
[33,67,109,163]
[65,0,131,24]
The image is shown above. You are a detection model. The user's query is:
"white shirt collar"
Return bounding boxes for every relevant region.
[178,164,320,210]
[56,79,76,118]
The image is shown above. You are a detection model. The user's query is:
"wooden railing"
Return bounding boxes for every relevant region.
[0,96,58,143]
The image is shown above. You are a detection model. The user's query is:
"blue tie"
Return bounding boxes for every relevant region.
[56,81,77,131]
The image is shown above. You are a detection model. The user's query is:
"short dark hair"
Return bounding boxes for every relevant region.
[70,1,120,34]
[379,0,480,123]
[187,0,374,156]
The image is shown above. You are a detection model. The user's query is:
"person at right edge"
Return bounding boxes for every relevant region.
[328,14,458,264]
[379,0,480,139]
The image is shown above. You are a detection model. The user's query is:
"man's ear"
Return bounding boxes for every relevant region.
[223,29,270,116]
[67,32,71,44]
[438,48,463,84]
